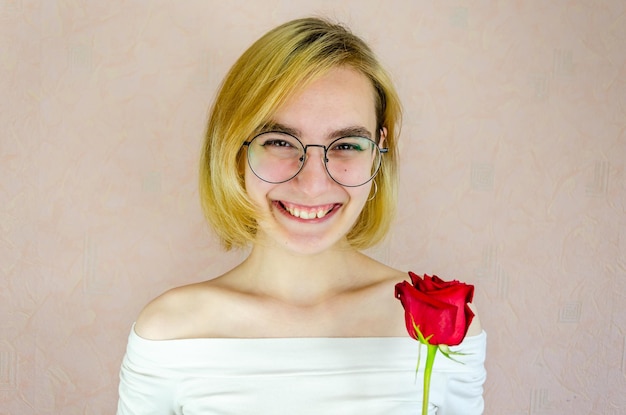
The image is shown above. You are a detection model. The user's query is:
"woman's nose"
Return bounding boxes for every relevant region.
[294,147,333,193]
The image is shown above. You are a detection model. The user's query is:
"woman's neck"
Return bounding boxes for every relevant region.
[233,240,367,306]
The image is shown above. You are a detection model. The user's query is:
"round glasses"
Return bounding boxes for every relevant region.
[243,131,387,187]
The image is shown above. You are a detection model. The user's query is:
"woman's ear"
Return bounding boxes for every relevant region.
[379,127,388,147]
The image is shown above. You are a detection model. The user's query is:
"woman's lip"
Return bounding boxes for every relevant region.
[274,201,341,221]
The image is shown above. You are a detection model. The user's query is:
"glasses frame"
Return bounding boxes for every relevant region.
[242,131,388,187]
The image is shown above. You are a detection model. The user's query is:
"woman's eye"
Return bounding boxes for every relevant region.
[333,141,363,151]
[262,139,292,147]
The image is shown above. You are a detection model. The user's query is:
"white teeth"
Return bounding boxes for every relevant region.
[284,205,330,220]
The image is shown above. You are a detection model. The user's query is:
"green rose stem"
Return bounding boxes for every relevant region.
[412,324,465,414]
[422,344,437,415]
[413,322,439,415]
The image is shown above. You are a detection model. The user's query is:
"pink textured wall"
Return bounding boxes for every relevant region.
[1,1,625,414]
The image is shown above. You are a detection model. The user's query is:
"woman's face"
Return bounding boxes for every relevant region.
[244,66,384,255]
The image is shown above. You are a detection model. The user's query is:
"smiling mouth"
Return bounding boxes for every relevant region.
[277,201,338,220]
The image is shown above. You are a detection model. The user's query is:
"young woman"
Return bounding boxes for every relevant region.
[117,17,486,414]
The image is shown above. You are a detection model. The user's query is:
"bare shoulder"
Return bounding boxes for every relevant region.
[353,254,407,286]
[134,279,231,340]
[134,283,203,340]
[344,257,410,336]
[466,301,483,336]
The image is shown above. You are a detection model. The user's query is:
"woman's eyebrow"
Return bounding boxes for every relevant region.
[329,126,373,140]
[258,122,300,136]
[260,122,373,140]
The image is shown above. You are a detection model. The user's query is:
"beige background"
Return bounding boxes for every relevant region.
[1,0,625,414]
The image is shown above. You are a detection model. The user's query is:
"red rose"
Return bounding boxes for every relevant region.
[395,272,474,346]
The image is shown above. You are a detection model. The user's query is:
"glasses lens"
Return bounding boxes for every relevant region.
[325,137,382,187]
[246,132,304,183]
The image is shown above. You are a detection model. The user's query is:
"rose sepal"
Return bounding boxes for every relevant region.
[437,343,466,364]
[411,320,466,371]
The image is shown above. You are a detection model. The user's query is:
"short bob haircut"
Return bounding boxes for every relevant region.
[200,17,402,250]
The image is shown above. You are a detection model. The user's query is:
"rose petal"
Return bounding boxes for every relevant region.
[395,273,475,346]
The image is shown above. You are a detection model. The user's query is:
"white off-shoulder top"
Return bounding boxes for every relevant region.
[117,326,486,415]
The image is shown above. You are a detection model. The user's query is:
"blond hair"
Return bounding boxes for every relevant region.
[199,17,402,250]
